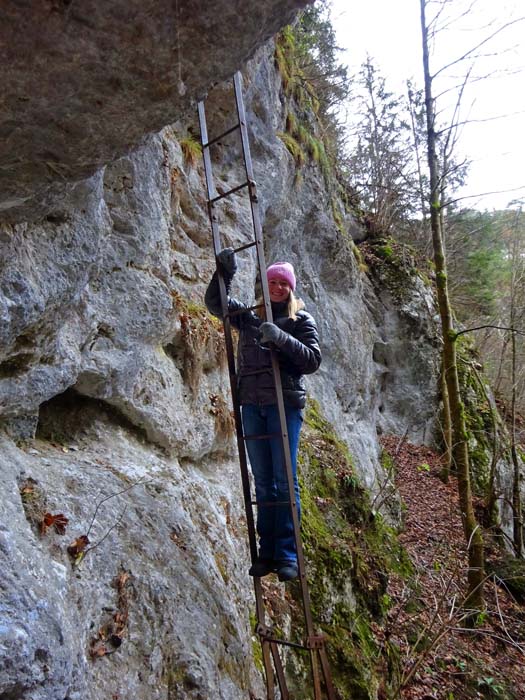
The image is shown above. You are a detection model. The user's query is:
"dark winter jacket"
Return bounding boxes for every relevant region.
[204,272,321,408]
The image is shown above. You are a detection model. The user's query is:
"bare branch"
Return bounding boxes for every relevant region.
[431,16,525,80]
[442,186,525,209]
[85,477,153,537]
[433,65,524,101]
[84,506,127,555]
[455,324,525,339]
[437,109,525,135]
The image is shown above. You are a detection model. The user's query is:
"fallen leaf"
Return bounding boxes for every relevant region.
[41,512,69,535]
[67,534,90,557]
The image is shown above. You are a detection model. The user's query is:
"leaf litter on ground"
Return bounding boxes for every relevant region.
[381,435,524,700]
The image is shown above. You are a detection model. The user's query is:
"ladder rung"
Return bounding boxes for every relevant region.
[233,240,257,253]
[202,123,240,148]
[251,500,291,507]
[259,636,308,651]
[243,432,282,441]
[209,181,249,203]
[225,303,264,318]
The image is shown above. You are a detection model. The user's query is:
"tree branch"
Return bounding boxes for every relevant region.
[85,477,153,537]
[442,186,525,209]
[431,16,525,80]
[455,324,525,339]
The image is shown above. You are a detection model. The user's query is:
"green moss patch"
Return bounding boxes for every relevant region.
[456,336,498,492]
[287,399,411,698]
[360,237,423,305]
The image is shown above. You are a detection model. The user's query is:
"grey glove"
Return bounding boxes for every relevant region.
[216,247,237,276]
[259,322,286,347]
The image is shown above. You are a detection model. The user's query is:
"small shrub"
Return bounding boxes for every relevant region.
[180,136,202,168]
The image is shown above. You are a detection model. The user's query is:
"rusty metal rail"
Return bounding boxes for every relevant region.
[197,71,336,700]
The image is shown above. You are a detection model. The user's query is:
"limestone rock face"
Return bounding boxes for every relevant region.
[0,405,257,700]
[0,34,447,700]
[0,0,310,219]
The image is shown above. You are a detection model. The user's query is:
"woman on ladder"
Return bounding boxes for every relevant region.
[205,249,321,581]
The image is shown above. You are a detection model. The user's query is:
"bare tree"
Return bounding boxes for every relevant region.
[419,0,485,612]
[503,207,525,555]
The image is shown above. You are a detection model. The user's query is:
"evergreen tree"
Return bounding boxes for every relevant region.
[346,59,417,233]
[445,209,507,321]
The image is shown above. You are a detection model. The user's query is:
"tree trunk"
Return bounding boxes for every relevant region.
[420,0,485,611]
[510,321,524,556]
[440,359,452,482]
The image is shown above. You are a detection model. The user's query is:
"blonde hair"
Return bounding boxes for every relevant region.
[256,290,305,320]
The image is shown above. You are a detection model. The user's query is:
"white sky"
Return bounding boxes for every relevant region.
[330,0,525,210]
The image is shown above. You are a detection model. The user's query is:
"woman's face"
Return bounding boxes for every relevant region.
[268,277,291,303]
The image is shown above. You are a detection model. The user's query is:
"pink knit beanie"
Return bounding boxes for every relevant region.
[267,261,296,291]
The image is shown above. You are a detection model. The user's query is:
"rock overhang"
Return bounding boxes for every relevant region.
[0,0,312,220]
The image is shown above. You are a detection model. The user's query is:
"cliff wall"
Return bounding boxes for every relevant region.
[0,18,445,700]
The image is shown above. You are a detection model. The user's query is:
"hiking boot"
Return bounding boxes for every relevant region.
[276,562,298,582]
[249,558,275,577]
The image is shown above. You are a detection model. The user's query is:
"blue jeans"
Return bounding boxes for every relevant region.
[241,404,303,564]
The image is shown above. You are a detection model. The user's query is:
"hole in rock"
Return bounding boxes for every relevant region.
[0,352,35,379]
[36,388,149,446]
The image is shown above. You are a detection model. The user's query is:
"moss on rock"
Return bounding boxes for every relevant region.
[456,336,498,493]
[287,399,412,699]
[486,556,525,603]
[361,237,423,306]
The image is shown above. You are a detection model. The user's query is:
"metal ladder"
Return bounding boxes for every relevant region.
[197,72,336,700]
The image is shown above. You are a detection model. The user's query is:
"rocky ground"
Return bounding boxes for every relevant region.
[381,435,525,700]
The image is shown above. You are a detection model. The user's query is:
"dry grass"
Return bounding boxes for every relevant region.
[209,393,235,440]
[171,292,226,398]
[180,135,202,168]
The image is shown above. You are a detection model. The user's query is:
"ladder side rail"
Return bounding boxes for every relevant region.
[233,71,317,639]
[198,98,277,700]
[232,72,273,326]
[310,652,322,700]
[318,647,337,699]
[269,643,290,700]
[197,100,258,564]
[260,639,276,700]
